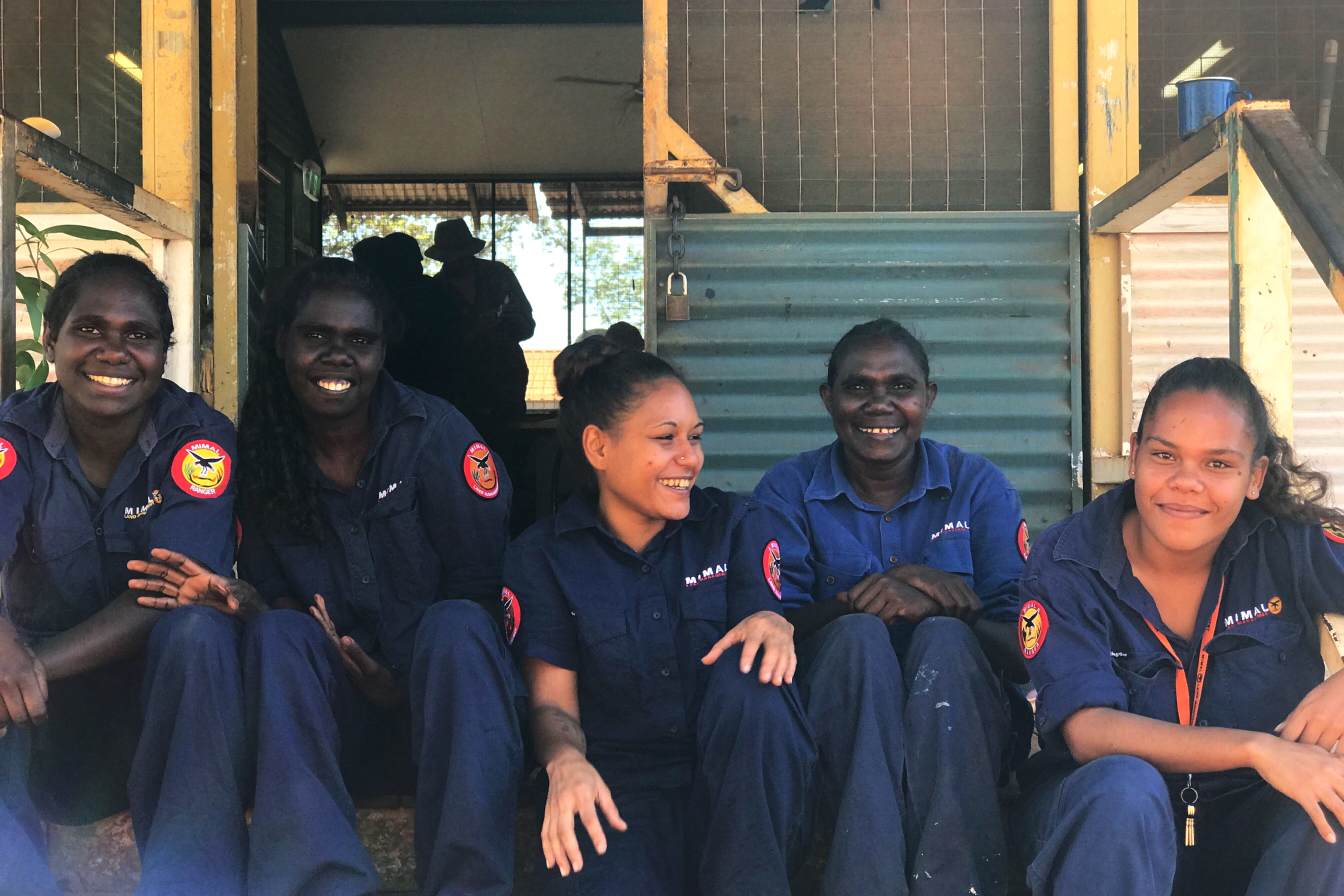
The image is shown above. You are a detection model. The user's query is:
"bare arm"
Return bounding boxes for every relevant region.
[33,590,160,681]
[524,657,626,876]
[1064,706,1344,843]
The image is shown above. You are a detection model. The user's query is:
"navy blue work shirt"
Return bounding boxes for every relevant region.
[1022,481,1344,790]
[753,439,1028,622]
[238,376,511,679]
[0,381,237,640]
[504,487,788,792]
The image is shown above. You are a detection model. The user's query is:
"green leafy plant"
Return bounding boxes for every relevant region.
[13,216,148,390]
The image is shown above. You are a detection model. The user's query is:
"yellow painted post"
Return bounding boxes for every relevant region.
[1050,0,1080,212]
[642,0,669,216]
[1228,117,1295,439]
[1084,0,1139,491]
[210,0,256,420]
[1,119,16,399]
[142,0,201,393]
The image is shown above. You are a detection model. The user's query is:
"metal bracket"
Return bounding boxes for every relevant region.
[643,158,744,191]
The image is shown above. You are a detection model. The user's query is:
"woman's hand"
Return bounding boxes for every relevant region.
[1250,733,1344,843]
[542,750,627,876]
[130,548,266,619]
[0,618,47,737]
[309,594,403,708]
[886,564,982,621]
[701,610,797,686]
[1276,672,1344,752]
[837,571,940,625]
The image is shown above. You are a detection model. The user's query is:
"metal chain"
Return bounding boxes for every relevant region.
[667,195,686,270]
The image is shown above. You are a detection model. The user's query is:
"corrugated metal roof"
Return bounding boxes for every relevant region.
[328,182,538,215]
[1128,201,1344,504]
[649,212,1082,529]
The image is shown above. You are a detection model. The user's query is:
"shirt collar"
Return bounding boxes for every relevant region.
[555,486,713,538]
[370,374,427,446]
[803,438,952,510]
[1053,479,1276,589]
[12,382,188,460]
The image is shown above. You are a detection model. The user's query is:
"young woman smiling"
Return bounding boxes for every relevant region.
[505,336,815,896]
[0,253,244,894]
[1016,357,1344,895]
[130,258,523,896]
[753,319,1030,895]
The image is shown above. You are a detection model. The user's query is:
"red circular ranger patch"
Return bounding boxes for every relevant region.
[463,441,500,499]
[1019,599,1049,660]
[500,587,521,644]
[762,540,782,600]
[171,439,231,499]
[1324,522,1344,546]
[0,437,17,483]
[1016,519,1031,561]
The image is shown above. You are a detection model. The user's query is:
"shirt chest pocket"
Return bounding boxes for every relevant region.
[27,524,96,564]
[365,479,433,594]
[1207,617,1316,732]
[920,533,974,577]
[576,612,642,714]
[680,579,729,662]
[811,551,871,599]
[1113,652,1179,719]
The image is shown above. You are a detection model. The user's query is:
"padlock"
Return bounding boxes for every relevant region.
[665,271,689,321]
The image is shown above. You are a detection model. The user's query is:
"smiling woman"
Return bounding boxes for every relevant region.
[0,252,246,893]
[752,317,1031,894]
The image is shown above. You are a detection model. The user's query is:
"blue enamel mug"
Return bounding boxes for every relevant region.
[1176,77,1252,138]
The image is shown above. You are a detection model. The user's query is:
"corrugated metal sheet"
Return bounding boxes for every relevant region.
[648,212,1081,530]
[1128,201,1344,504]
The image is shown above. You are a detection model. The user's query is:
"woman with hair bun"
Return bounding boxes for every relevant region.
[1016,357,1344,895]
[504,335,815,895]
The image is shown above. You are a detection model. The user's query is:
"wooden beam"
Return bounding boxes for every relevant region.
[1240,107,1344,311]
[211,0,251,420]
[642,0,669,215]
[1083,0,1139,484]
[523,183,540,224]
[1090,115,1230,233]
[659,117,767,214]
[466,182,481,232]
[143,0,200,393]
[570,182,588,226]
[1229,119,1295,438]
[1049,0,1079,211]
[1,119,17,399]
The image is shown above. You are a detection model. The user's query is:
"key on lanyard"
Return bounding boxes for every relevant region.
[1140,578,1226,847]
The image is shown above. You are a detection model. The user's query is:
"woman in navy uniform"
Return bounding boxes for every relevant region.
[506,336,815,896]
[0,253,244,894]
[752,319,1026,895]
[1016,357,1344,895]
[131,258,522,895]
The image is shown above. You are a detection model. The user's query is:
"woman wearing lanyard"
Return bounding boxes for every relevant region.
[1016,357,1344,895]
[129,258,522,895]
[0,253,242,894]
[505,336,815,895]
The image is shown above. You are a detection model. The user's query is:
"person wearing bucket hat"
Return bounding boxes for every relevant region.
[428,219,535,454]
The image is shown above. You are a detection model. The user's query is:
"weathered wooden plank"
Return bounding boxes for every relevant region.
[1090,116,1230,234]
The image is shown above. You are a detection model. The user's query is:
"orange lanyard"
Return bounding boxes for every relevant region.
[1140,579,1225,727]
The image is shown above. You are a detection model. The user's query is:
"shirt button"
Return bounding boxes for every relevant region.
[94,527,103,536]
[641,565,651,574]
[660,666,671,677]
[652,611,663,620]
[356,479,366,489]
[825,575,836,586]
[360,575,371,585]
[883,513,893,523]
[349,525,359,535]
[668,725,680,735]
[889,554,898,565]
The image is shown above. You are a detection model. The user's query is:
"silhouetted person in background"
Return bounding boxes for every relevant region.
[426,219,535,450]
[376,233,447,396]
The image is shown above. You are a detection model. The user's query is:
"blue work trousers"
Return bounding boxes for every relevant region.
[244,601,524,896]
[798,614,1013,896]
[1017,754,1344,896]
[0,605,247,896]
[542,644,815,896]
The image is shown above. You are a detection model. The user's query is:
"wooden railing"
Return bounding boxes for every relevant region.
[1089,100,1344,438]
